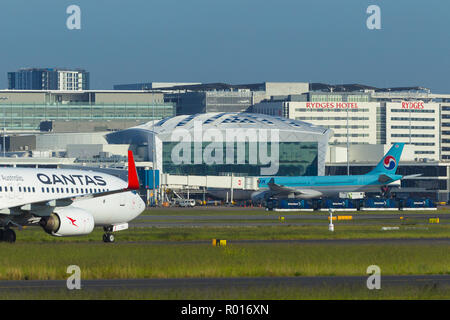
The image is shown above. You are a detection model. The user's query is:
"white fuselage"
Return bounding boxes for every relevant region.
[0,167,145,226]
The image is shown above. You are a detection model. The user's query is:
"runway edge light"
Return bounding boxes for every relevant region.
[328,209,334,232]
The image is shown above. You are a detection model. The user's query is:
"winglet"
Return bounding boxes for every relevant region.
[127,150,140,190]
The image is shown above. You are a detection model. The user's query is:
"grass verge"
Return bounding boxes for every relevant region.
[14,224,450,243]
[0,243,448,280]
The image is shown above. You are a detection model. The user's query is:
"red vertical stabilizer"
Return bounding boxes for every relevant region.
[127,150,140,190]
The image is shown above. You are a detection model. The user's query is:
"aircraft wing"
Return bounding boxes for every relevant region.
[267,178,322,199]
[0,150,140,217]
[267,178,297,195]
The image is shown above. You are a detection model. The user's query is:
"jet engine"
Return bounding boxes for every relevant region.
[251,190,271,204]
[40,207,95,237]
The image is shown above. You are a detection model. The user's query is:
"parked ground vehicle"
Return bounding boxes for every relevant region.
[175,199,196,207]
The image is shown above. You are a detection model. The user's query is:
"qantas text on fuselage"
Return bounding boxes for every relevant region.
[36,173,107,186]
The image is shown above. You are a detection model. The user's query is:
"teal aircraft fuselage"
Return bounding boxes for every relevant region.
[252,143,406,201]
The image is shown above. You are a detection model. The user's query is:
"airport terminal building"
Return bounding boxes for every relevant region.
[252,92,441,161]
[0,90,175,131]
[106,112,332,176]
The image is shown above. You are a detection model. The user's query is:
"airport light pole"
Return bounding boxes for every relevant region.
[0,98,7,157]
[230,172,234,206]
[347,105,350,175]
[2,128,5,158]
[409,108,412,145]
[152,106,156,206]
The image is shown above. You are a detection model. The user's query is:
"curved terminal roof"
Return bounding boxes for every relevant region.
[134,112,330,136]
[105,112,332,176]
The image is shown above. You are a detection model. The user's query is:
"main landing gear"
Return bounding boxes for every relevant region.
[102,226,115,243]
[0,228,16,243]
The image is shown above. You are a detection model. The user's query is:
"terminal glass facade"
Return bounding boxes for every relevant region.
[0,103,175,130]
[162,141,318,176]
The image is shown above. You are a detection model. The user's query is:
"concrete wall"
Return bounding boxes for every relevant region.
[66,144,129,158]
[0,91,47,104]
[94,92,164,104]
[9,135,36,151]
[41,120,147,133]
[36,132,108,151]
[264,82,309,97]
[327,144,416,163]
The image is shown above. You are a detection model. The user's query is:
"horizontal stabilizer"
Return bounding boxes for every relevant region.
[378,174,393,184]
[402,174,423,179]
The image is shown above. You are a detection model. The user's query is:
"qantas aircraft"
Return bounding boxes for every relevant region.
[252,143,417,202]
[0,151,145,243]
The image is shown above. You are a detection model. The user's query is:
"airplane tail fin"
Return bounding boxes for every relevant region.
[127,150,140,190]
[368,143,405,175]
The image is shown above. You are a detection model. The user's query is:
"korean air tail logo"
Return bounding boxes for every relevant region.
[383,156,396,170]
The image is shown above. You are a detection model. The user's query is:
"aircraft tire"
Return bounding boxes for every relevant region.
[3,229,16,243]
[103,233,115,243]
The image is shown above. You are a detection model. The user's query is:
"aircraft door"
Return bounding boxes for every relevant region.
[7,183,13,200]
[119,193,126,207]
[17,184,24,201]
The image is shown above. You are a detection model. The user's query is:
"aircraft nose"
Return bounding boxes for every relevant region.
[130,193,146,220]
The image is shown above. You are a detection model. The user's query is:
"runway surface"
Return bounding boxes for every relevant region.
[0,275,448,291]
[136,213,449,220]
[122,238,450,246]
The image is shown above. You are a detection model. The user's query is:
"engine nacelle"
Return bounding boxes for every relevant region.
[40,207,95,237]
[251,190,271,204]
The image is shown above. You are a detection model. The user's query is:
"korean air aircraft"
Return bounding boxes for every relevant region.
[252,143,414,202]
[0,151,145,243]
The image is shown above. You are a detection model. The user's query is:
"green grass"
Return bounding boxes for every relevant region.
[0,243,448,280]
[0,284,448,300]
[14,224,450,243]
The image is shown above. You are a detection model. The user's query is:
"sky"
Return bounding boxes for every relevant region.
[0,0,449,92]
